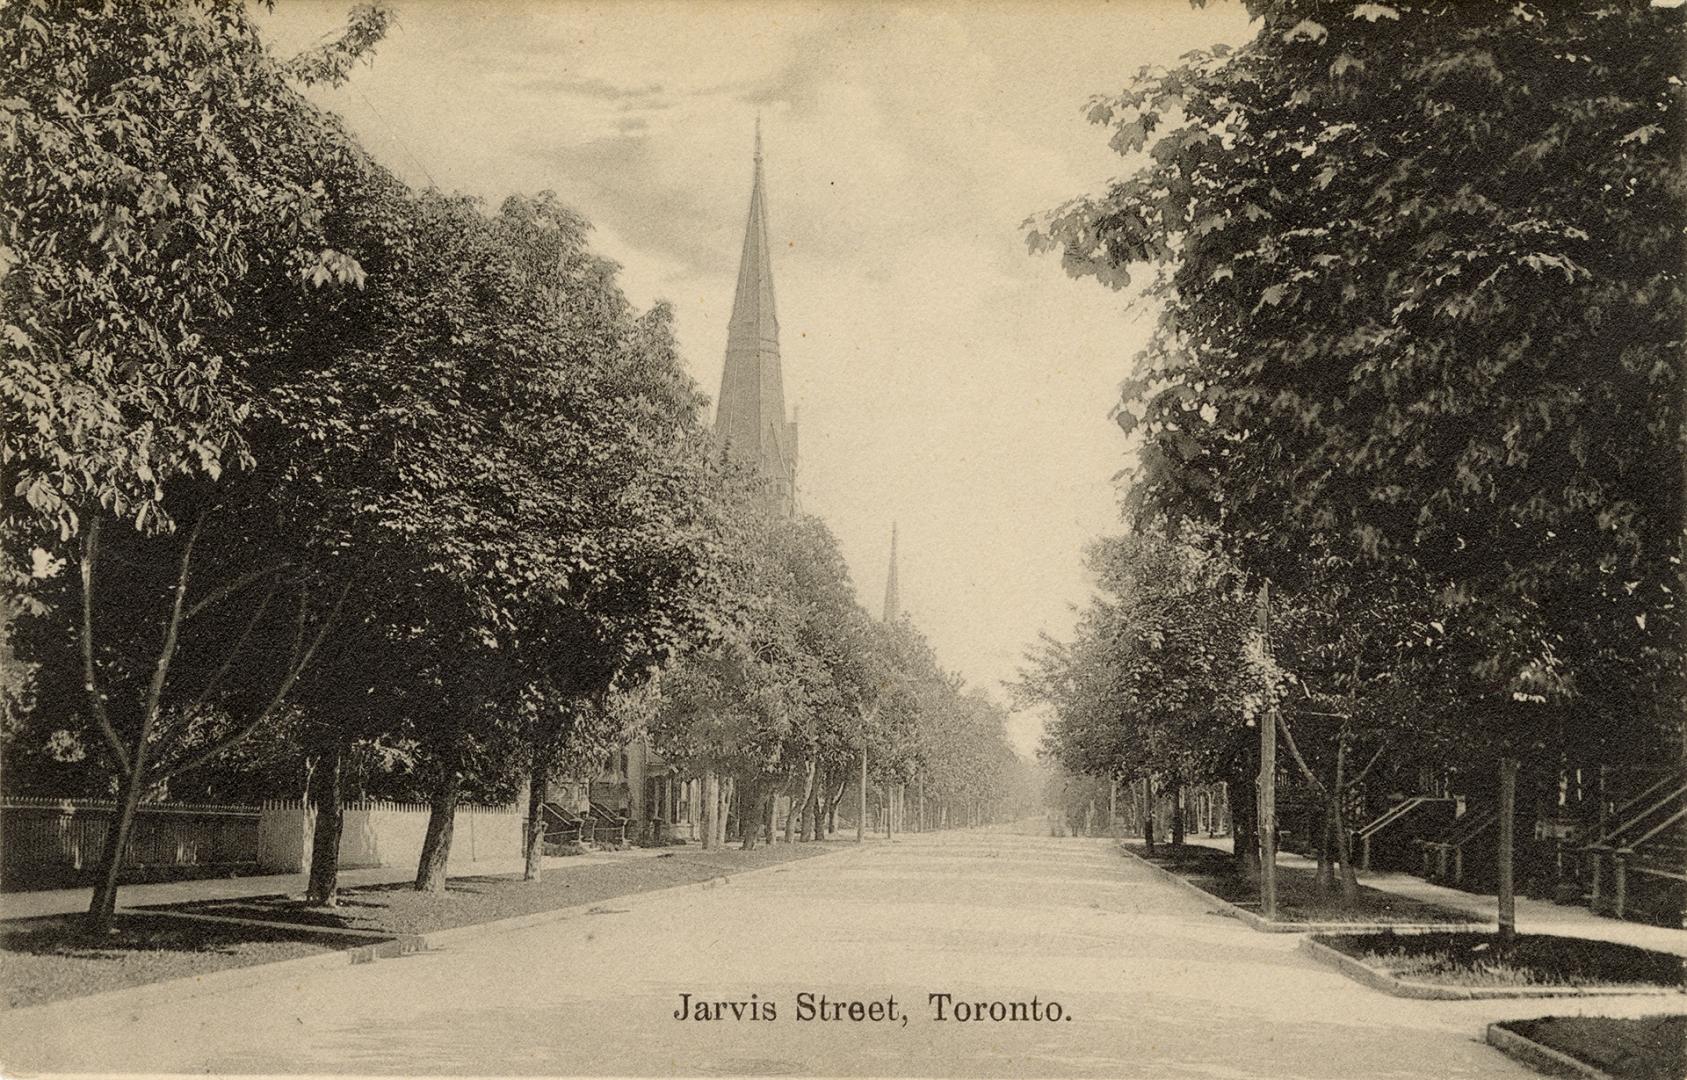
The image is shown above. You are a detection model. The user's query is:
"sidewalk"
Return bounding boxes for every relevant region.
[0,847,673,922]
[1181,834,1687,958]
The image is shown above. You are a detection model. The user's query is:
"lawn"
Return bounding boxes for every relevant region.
[1320,931,1687,990]
[1124,841,1476,925]
[143,841,840,936]
[1,913,377,1010]
[1498,1015,1687,1080]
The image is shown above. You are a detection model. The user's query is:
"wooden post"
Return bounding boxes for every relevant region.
[1258,582,1279,921]
[1498,756,1518,945]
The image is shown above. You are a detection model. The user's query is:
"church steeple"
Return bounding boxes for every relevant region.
[715,121,797,516]
[883,523,900,622]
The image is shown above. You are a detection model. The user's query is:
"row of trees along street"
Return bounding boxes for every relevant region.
[1019,0,1686,934]
[0,1,1032,932]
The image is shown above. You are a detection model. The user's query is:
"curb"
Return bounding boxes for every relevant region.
[1117,845,1491,935]
[2,844,851,1023]
[1297,936,1686,1001]
[1486,1022,1616,1080]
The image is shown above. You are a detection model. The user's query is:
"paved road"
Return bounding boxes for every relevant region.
[4,826,1670,1077]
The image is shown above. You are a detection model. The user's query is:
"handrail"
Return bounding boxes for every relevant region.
[1357,799,1415,838]
[1579,782,1687,851]
[1619,803,1687,854]
[1358,796,1453,839]
[1608,774,1676,825]
[1416,807,1496,850]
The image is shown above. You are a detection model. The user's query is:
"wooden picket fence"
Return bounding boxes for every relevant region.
[1,796,260,889]
[257,798,518,815]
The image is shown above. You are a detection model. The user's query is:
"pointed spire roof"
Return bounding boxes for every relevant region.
[883,523,900,622]
[730,117,778,349]
[716,122,796,516]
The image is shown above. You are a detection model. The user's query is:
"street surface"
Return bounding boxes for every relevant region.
[4,824,1671,1077]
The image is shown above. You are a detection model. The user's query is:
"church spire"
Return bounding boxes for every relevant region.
[883,523,900,622]
[715,121,796,516]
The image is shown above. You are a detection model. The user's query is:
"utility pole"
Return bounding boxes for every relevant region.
[1498,756,1518,944]
[1258,581,1279,920]
[857,743,867,843]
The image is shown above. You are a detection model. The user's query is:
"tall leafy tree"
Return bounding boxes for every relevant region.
[2,0,393,928]
[1030,0,1685,921]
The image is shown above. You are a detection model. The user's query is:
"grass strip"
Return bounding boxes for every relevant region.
[1320,931,1686,990]
[1499,1015,1687,1080]
[1,912,378,1010]
[1124,841,1475,925]
[139,841,840,936]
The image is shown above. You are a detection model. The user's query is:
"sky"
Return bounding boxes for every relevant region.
[260,0,1258,756]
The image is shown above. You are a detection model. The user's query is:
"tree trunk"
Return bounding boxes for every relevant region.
[1332,741,1359,906]
[793,758,817,841]
[85,513,198,930]
[714,776,729,848]
[724,779,734,844]
[766,783,784,845]
[1142,775,1156,854]
[785,760,812,842]
[802,765,824,841]
[857,746,867,843]
[1170,779,1185,848]
[87,763,147,930]
[524,762,547,881]
[700,769,717,851]
[828,778,845,836]
[1230,759,1258,876]
[741,779,759,850]
[415,731,464,893]
[306,733,345,905]
[1315,805,1335,893]
[1497,756,1518,946]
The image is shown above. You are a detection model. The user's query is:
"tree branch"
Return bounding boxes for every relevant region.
[1343,742,1390,791]
[185,580,277,718]
[1275,712,1327,794]
[184,562,291,621]
[142,513,203,731]
[286,588,310,669]
[154,579,352,785]
[79,515,130,778]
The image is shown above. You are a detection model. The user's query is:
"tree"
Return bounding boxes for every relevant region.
[1018,526,1257,863]
[2,0,395,929]
[1030,0,1684,926]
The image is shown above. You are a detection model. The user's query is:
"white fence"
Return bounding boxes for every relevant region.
[1,797,260,888]
[1,797,523,886]
[257,799,523,874]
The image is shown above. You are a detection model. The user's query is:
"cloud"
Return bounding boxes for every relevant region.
[258,0,1259,701]
[505,74,669,103]
[517,134,739,279]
